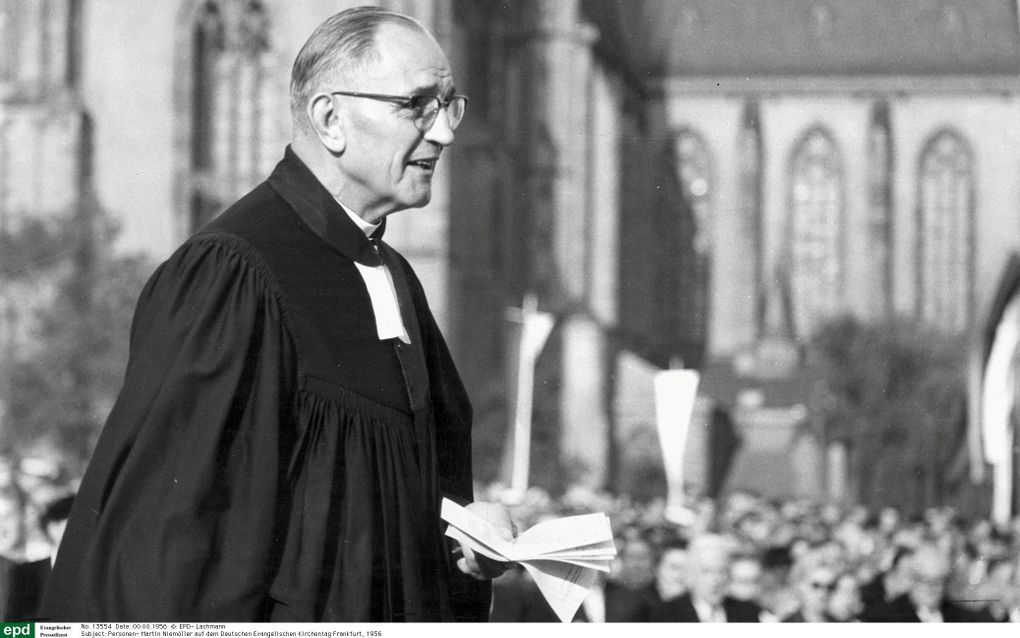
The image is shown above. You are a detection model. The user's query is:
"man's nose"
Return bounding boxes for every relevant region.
[424,108,455,146]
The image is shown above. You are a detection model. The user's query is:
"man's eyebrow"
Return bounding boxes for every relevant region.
[409,84,457,98]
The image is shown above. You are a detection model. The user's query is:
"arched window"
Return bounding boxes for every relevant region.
[0,118,9,225]
[739,101,764,335]
[181,0,276,234]
[788,127,843,341]
[675,129,712,258]
[0,0,16,83]
[810,3,834,40]
[867,101,893,318]
[189,1,225,231]
[918,130,973,332]
[674,128,713,342]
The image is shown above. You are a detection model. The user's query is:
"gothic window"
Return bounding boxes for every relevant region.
[867,101,893,318]
[183,0,274,233]
[739,100,763,298]
[0,0,15,82]
[810,3,834,40]
[189,1,225,232]
[940,4,965,37]
[789,127,843,341]
[675,129,712,257]
[678,5,702,39]
[918,130,973,333]
[674,128,713,339]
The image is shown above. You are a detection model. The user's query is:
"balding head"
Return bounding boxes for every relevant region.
[290,7,432,128]
[908,544,950,611]
[687,534,735,606]
[286,7,457,222]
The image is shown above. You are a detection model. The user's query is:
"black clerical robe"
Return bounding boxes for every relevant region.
[40,147,488,622]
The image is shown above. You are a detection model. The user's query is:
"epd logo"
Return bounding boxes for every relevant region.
[0,624,32,638]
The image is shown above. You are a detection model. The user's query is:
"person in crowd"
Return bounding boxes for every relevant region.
[613,533,657,591]
[0,493,75,621]
[782,561,838,622]
[489,567,555,622]
[489,567,640,622]
[39,6,511,621]
[979,555,1020,622]
[729,553,763,604]
[0,482,27,621]
[758,544,799,619]
[860,544,986,622]
[626,536,688,621]
[38,494,74,565]
[827,571,863,621]
[650,534,762,622]
[860,545,914,613]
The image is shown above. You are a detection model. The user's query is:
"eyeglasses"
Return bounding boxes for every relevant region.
[330,91,468,132]
[809,581,837,592]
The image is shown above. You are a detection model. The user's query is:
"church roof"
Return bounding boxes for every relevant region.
[585,0,1020,78]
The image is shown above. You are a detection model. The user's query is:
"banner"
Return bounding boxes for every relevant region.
[654,369,700,522]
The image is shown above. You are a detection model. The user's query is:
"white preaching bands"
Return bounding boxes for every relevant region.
[339,201,412,345]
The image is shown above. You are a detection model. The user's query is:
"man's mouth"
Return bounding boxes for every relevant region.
[408,157,438,171]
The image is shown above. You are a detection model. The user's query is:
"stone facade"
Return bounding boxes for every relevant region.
[646,1,1020,500]
[4,0,1020,501]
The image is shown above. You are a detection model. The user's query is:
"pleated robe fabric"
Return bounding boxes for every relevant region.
[39,147,489,622]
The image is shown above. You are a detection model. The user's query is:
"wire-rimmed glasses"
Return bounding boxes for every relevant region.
[330,91,468,132]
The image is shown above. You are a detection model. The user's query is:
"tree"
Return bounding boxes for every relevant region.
[0,199,152,474]
[812,315,982,516]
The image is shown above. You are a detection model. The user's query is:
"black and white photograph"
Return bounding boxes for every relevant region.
[0,0,1019,626]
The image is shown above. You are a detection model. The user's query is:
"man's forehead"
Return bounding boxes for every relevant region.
[372,23,453,90]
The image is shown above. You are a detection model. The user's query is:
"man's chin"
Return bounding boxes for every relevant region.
[402,190,432,210]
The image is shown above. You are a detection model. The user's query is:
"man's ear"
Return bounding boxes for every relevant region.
[307,93,346,154]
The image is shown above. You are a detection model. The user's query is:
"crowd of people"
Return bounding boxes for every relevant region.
[0,456,74,621]
[3,456,1020,623]
[7,460,1012,622]
[484,483,1020,623]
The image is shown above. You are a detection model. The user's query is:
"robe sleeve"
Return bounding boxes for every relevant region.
[40,234,296,621]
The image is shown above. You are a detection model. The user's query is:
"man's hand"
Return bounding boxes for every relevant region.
[455,501,516,580]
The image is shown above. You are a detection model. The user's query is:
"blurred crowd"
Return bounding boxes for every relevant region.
[482,483,1020,623]
[0,456,75,621]
[3,456,1020,623]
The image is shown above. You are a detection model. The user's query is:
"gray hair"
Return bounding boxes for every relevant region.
[687,533,735,565]
[289,6,427,118]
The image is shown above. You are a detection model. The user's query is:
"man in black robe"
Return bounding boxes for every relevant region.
[40,6,511,622]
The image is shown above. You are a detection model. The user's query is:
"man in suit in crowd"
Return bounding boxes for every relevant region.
[860,545,914,614]
[650,534,762,622]
[490,567,642,622]
[626,536,688,621]
[861,544,987,622]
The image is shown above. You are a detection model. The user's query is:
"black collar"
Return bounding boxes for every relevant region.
[267,145,385,267]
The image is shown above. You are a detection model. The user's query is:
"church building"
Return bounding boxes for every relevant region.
[2,1,1020,510]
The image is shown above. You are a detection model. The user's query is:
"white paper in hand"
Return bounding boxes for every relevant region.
[441,498,617,623]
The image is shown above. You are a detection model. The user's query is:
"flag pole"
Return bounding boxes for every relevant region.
[508,293,553,497]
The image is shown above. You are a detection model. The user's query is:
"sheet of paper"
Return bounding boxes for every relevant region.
[441,499,516,559]
[514,513,613,559]
[441,497,617,622]
[520,559,601,623]
[537,557,612,572]
[533,540,617,558]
